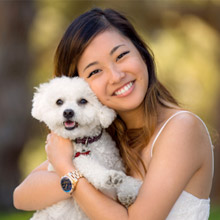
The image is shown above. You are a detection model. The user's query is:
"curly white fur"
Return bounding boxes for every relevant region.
[31,76,142,220]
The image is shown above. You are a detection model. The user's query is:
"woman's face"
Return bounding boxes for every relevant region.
[77,29,149,115]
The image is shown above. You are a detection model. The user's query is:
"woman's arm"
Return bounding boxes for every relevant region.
[46,113,211,220]
[13,160,71,211]
[13,133,76,211]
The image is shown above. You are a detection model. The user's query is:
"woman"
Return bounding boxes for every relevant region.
[13,8,214,219]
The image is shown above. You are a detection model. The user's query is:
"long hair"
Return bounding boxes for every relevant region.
[54,8,179,178]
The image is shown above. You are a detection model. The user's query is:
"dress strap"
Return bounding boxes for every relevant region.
[150,110,214,180]
[150,110,214,177]
[150,110,213,157]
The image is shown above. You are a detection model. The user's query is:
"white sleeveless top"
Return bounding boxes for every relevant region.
[150,111,214,220]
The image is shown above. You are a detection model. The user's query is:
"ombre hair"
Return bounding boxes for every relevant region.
[54,8,179,178]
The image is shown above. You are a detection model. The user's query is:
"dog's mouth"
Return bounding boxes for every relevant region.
[63,120,78,130]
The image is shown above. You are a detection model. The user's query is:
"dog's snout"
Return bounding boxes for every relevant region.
[63,109,74,119]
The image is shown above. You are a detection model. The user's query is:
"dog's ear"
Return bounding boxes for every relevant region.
[98,106,116,128]
[31,82,49,122]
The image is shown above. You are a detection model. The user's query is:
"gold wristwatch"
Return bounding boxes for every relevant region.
[60,170,83,195]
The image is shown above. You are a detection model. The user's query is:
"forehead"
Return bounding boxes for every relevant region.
[77,30,133,67]
[88,29,130,48]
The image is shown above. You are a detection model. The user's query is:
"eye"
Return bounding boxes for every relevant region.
[116,51,130,62]
[78,98,88,105]
[88,69,102,78]
[56,99,63,106]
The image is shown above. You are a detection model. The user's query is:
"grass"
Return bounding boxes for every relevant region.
[1,206,220,219]
[210,205,220,219]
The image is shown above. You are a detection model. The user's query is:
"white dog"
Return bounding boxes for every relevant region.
[31,76,142,220]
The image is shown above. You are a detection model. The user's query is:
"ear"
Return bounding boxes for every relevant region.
[98,105,116,128]
[31,82,49,122]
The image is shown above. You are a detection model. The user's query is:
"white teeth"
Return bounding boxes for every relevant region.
[115,82,133,95]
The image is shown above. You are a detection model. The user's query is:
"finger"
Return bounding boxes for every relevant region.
[45,143,49,153]
[46,133,51,143]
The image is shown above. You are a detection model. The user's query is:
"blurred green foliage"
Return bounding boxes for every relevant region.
[0,211,33,220]
[148,14,220,124]
[210,206,220,219]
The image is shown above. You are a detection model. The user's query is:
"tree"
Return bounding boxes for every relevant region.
[0,1,35,210]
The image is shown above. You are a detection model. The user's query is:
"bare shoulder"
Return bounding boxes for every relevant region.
[166,112,211,146]
[152,111,212,165]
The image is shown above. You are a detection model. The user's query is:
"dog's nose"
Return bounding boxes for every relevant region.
[63,109,74,119]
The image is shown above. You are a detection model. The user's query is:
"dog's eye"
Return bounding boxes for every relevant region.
[79,99,88,105]
[56,99,63,106]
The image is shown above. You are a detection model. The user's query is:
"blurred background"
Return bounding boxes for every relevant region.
[0,0,219,219]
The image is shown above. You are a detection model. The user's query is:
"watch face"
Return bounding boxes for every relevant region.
[61,177,72,193]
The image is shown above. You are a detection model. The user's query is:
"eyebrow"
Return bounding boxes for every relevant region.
[83,44,125,72]
[110,44,125,55]
[83,61,98,72]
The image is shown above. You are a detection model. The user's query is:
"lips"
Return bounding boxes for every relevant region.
[63,120,78,130]
[113,81,135,96]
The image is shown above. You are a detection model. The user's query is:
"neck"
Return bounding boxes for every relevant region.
[117,102,174,129]
[117,104,146,129]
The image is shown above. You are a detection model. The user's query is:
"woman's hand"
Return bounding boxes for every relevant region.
[46,132,75,176]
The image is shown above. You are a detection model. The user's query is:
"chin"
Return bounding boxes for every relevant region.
[114,98,145,113]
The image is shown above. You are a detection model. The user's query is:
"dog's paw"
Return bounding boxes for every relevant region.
[117,176,142,208]
[105,170,124,188]
[118,194,136,208]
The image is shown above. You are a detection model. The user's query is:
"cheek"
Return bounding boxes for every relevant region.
[142,68,149,87]
[126,56,148,77]
[135,61,149,86]
[90,83,106,103]
[86,77,107,100]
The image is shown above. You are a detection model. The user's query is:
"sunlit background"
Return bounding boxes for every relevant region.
[0,0,219,219]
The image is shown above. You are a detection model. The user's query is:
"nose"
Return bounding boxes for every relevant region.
[63,109,74,119]
[108,65,125,84]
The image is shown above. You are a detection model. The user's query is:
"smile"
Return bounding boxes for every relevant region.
[114,81,135,96]
[63,120,78,130]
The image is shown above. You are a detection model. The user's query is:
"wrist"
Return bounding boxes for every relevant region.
[56,163,75,177]
[60,170,83,195]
